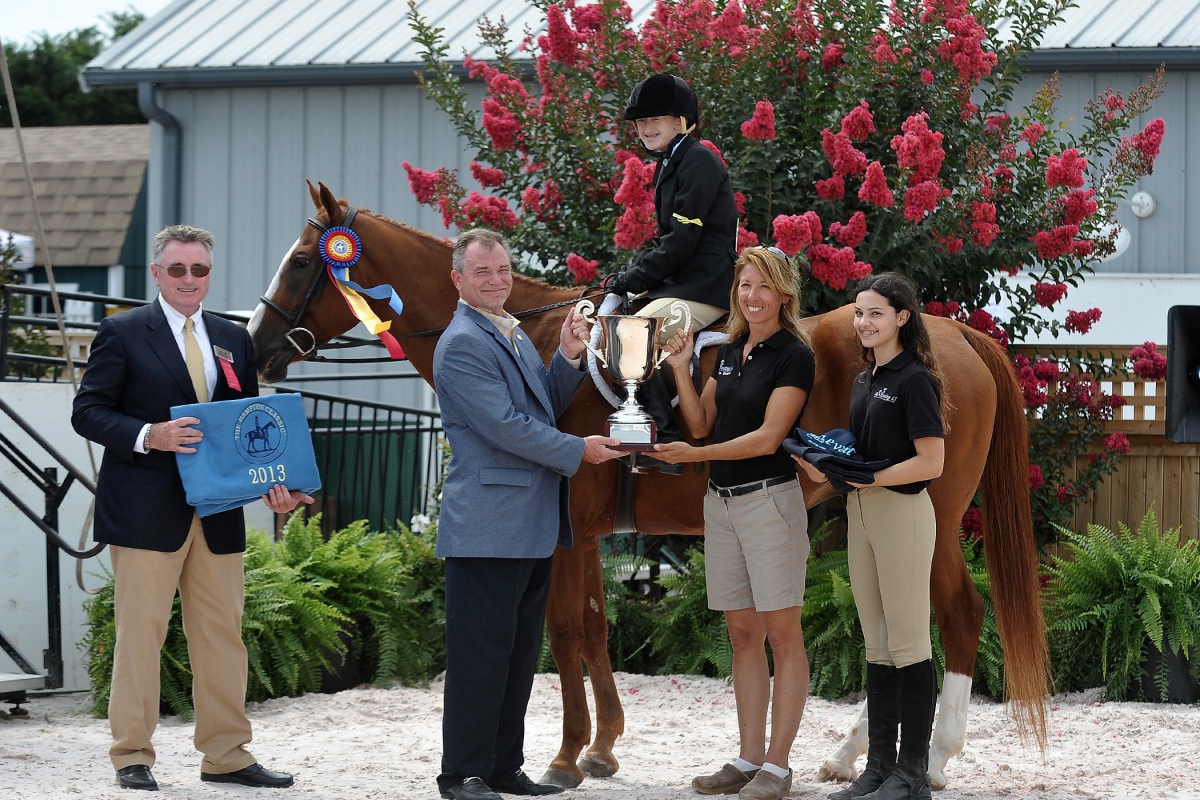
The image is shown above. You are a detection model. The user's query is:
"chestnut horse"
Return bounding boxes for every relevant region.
[248,184,1048,789]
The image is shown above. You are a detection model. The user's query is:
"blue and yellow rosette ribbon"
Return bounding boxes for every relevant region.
[318,226,406,359]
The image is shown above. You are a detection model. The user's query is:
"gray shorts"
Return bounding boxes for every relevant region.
[703,478,809,612]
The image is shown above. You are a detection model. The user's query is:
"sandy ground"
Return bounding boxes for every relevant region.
[1,672,1198,799]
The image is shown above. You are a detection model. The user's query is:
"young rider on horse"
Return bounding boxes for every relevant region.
[601,72,738,466]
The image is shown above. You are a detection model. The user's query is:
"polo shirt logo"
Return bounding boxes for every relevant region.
[873,388,899,403]
[717,359,734,376]
[234,402,289,463]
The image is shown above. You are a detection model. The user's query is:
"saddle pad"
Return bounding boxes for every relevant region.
[171,393,321,517]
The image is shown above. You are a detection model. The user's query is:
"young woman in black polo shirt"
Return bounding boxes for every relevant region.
[797,272,945,800]
[654,247,815,800]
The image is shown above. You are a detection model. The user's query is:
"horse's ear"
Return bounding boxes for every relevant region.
[307,180,321,209]
[317,182,344,223]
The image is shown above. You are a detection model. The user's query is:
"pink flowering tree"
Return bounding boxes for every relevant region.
[406,0,1167,539]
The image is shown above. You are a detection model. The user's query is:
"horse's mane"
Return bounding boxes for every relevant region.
[357,206,580,298]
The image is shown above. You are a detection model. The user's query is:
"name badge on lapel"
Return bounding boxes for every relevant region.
[213,345,242,392]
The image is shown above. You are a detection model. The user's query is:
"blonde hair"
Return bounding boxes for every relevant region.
[724,248,810,347]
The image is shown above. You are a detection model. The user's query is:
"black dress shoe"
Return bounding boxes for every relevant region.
[116,764,158,791]
[441,776,502,800]
[200,762,294,788]
[489,769,565,795]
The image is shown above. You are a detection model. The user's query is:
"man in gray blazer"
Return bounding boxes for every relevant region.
[433,229,620,800]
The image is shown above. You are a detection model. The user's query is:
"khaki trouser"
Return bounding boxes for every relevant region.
[108,514,256,774]
[845,486,935,668]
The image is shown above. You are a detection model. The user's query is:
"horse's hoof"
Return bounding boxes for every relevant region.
[538,768,583,790]
[578,754,618,778]
[817,760,857,783]
[928,768,948,791]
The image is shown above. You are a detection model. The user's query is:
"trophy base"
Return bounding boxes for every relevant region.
[606,419,658,452]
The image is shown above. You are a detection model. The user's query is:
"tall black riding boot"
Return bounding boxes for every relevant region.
[828,662,900,800]
[858,660,936,800]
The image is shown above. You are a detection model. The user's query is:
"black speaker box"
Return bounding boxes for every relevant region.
[1166,305,1200,443]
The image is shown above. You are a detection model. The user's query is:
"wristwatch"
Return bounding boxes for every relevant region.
[143,425,152,452]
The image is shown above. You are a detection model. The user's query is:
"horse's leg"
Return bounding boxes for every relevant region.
[541,542,593,789]
[575,537,623,779]
[817,699,868,782]
[928,502,984,791]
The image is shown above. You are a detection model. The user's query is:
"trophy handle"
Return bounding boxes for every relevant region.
[573,299,608,367]
[654,300,693,367]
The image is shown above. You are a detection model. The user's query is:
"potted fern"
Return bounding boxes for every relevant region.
[1045,508,1200,703]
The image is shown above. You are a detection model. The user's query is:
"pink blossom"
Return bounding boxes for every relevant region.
[807,243,872,290]
[1129,341,1167,380]
[840,102,876,142]
[1028,464,1044,491]
[1104,432,1131,454]
[858,161,895,207]
[1021,123,1046,144]
[1064,308,1102,334]
[822,43,845,71]
[890,112,945,183]
[1032,282,1068,308]
[902,180,943,222]
[1131,118,1165,161]
[919,68,935,85]
[462,191,519,230]
[1060,189,1098,226]
[822,129,868,175]
[772,214,816,255]
[1045,148,1088,188]
[816,174,846,201]
[970,201,999,246]
[1032,359,1060,382]
[1032,224,1079,260]
[566,253,599,284]
[403,161,445,205]
[470,161,505,188]
[960,507,982,540]
[540,4,582,68]
[830,211,867,247]
[938,13,997,86]
[741,100,777,141]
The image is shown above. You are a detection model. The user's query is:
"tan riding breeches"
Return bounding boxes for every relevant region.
[845,486,936,668]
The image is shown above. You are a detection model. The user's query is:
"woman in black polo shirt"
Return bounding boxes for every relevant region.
[654,247,814,800]
[797,272,945,800]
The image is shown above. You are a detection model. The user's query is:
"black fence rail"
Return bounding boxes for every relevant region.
[278,387,445,535]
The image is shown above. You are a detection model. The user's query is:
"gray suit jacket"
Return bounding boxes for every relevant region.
[432,303,586,559]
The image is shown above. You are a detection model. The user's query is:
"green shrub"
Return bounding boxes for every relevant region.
[650,546,731,678]
[83,516,445,719]
[1045,507,1200,700]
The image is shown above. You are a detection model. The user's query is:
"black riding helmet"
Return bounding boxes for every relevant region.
[623,73,699,131]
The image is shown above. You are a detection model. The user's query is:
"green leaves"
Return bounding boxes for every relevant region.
[1045,508,1200,700]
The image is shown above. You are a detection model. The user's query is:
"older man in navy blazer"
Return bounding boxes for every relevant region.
[434,229,620,800]
[72,225,311,792]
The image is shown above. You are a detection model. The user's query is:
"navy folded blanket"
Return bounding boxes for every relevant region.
[172,393,321,517]
[783,427,890,494]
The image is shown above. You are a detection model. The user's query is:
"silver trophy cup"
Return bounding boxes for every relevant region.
[574,299,692,451]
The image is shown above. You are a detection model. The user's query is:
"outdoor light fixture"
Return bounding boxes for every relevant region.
[1129,190,1157,218]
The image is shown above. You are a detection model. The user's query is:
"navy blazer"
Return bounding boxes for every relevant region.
[617,135,738,309]
[71,300,259,554]
[432,304,586,559]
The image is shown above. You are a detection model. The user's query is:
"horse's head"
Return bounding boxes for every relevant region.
[248,181,366,383]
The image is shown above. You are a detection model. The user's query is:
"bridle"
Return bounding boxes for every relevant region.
[257,207,358,358]
[257,205,607,364]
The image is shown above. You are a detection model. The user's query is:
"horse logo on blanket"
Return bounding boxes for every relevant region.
[233,403,288,463]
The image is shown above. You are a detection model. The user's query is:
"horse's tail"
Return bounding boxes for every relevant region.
[964,325,1050,755]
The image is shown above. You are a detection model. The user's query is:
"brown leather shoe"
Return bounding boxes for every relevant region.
[692,763,758,795]
[739,769,792,800]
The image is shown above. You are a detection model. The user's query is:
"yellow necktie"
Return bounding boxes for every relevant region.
[183,318,209,402]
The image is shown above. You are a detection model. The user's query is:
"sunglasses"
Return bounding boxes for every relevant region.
[749,246,788,259]
[154,263,212,278]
